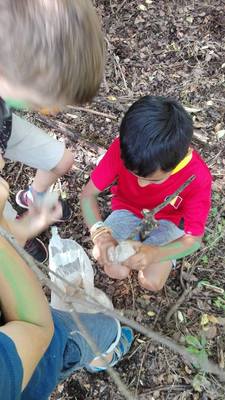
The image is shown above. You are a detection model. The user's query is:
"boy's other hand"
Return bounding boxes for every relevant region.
[93,232,118,266]
[122,241,156,271]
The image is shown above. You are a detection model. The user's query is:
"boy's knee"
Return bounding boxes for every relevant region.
[138,272,164,292]
[52,149,74,176]
[104,263,130,280]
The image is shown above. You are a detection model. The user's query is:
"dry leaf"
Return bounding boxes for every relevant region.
[203,325,217,339]
[194,121,206,129]
[185,365,193,375]
[186,16,194,24]
[214,122,222,132]
[200,314,209,326]
[217,129,225,139]
[107,95,117,102]
[185,106,202,113]
[217,317,225,326]
[208,315,219,324]
[177,310,184,323]
[138,4,147,11]
[147,310,156,317]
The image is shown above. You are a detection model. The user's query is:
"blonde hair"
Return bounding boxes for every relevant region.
[0,0,105,104]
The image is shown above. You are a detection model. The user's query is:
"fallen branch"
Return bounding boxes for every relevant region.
[66,105,117,120]
[0,226,225,383]
[138,384,192,398]
[0,226,135,400]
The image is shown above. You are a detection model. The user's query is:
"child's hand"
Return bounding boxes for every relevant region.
[93,232,118,266]
[122,241,157,271]
[21,201,62,238]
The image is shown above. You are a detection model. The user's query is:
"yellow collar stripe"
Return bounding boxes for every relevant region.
[171,151,193,175]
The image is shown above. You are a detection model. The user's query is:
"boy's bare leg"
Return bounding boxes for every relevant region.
[138,261,172,292]
[31,149,74,193]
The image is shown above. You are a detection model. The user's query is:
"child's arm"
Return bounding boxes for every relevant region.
[123,234,202,270]
[0,236,54,390]
[80,179,118,265]
[80,179,102,228]
[0,178,54,388]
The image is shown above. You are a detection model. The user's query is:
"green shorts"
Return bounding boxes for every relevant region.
[4,114,65,171]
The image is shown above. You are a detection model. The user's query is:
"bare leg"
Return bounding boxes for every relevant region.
[31,149,74,193]
[138,261,172,292]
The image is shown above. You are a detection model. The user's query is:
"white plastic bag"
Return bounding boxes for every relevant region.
[108,241,136,264]
[49,227,113,313]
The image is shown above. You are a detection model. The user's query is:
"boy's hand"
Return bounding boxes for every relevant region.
[21,202,62,238]
[122,241,157,270]
[93,232,118,266]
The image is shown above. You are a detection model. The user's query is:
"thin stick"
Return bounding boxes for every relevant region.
[165,287,194,322]
[129,175,196,240]
[15,163,24,185]
[135,341,150,397]
[66,105,117,120]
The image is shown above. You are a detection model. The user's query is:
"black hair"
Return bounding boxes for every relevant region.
[120,95,193,177]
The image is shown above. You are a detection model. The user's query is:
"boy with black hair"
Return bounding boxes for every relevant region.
[81,96,212,292]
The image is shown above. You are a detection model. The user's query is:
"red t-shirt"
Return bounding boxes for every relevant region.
[91,138,212,236]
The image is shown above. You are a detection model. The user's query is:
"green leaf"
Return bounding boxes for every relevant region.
[213,297,225,310]
[192,373,210,392]
[211,207,218,217]
[200,255,208,264]
[185,335,202,349]
[187,346,200,355]
[200,336,207,348]
[198,349,209,366]
[217,224,222,233]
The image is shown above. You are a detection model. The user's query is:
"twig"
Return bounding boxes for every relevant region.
[138,384,192,398]
[135,341,151,397]
[129,175,196,240]
[116,0,128,13]
[14,163,24,185]
[165,287,194,323]
[193,130,208,145]
[179,261,186,291]
[217,337,225,370]
[66,105,117,120]
[128,276,136,313]
[113,54,128,91]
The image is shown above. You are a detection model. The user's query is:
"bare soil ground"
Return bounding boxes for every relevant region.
[3,1,225,399]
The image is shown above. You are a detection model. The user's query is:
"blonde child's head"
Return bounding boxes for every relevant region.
[0,0,105,108]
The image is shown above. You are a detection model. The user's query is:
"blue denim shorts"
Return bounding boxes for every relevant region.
[56,311,120,381]
[104,210,184,266]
